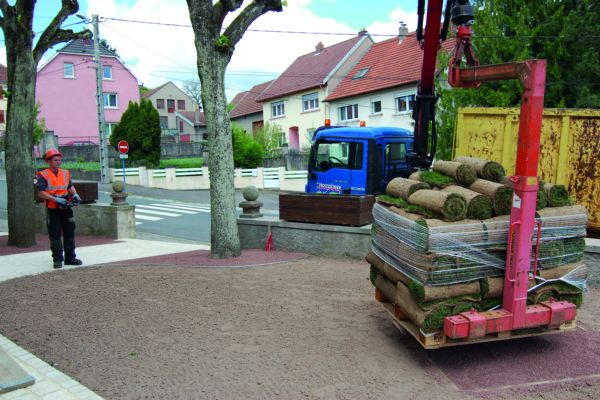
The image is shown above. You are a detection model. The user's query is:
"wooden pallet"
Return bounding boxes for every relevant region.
[375,288,577,349]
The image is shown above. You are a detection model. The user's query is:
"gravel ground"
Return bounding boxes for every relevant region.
[1,258,600,400]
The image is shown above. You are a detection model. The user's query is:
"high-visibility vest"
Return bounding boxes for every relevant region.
[37,168,70,209]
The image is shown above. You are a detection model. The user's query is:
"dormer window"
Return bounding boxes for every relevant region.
[353,67,370,80]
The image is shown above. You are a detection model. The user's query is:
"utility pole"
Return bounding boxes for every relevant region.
[93,14,110,184]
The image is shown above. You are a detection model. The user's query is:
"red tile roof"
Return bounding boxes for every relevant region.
[229,80,274,118]
[325,32,455,102]
[256,36,367,102]
[178,110,206,126]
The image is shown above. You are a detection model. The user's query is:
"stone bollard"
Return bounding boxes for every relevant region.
[239,185,263,218]
[110,180,129,206]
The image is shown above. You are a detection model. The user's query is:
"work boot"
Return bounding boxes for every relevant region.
[64,258,83,266]
[53,260,63,269]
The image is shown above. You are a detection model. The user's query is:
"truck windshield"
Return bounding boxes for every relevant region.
[312,141,364,172]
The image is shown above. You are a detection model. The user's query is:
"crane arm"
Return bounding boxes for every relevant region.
[407,0,476,172]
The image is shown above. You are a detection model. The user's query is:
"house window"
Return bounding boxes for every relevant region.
[156,99,165,109]
[371,97,382,114]
[353,67,370,80]
[64,63,74,78]
[271,101,285,118]
[395,93,416,112]
[339,104,358,121]
[0,110,4,124]
[177,100,185,110]
[167,99,175,113]
[0,85,3,99]
[302,93,319,112]
[102,65,112,80]
[104,123,117,137]
[307,127,315,138]
[103,93,117,108]
[160,116,168,129]
[179,121,184,133]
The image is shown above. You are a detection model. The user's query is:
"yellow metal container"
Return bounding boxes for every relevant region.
[453,107,600,231]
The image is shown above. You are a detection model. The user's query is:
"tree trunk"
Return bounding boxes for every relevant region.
[198,47,241,259]
[186,0,283,258]
[4,22,38,247]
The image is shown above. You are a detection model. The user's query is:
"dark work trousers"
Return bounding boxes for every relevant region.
[46,207,77,262]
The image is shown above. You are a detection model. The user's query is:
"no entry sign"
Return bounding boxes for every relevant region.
[118,140,129,154]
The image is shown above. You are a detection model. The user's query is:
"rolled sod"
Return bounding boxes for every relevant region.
[408,190,468,222]
[410,170,457,188]
[468,179,513,215]
[386,177,430,200]
[541,181,571,207]
[454,156,506,182]
[440,185,493,220]
[432,160,477,187]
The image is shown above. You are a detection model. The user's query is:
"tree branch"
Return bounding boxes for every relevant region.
[223,0,283,46]
[213,0,244,34]
[33,0,91,63]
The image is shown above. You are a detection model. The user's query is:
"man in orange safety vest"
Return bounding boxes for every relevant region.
[36,149,83,269]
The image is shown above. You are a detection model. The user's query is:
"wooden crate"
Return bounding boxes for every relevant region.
[375,288,577,349]
[34,181,98,203]
[279,193,375,226]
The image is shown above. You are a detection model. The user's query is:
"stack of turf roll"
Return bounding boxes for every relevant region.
[368,156,588,334]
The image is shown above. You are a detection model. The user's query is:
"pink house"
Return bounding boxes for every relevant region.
[36,39,140,145]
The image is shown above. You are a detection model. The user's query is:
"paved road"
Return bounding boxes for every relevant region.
[0,169,282,243]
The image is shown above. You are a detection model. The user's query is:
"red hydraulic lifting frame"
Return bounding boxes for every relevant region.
[442,25,577,340]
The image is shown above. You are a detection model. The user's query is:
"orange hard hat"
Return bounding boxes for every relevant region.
[44,149,63,161]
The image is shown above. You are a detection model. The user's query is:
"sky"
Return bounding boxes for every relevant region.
[0,0,422,101]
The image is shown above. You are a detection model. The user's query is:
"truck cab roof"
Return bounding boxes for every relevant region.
[313,126,413,141]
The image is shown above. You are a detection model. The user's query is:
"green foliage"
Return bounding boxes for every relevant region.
[32,102,46,147]
[232,123,263,168]
[254,122,284,156]
[158,158,203,168]
[215,35,233,52]
[109,98,162,167]
[60,161,101,172]
[435,0,600,161]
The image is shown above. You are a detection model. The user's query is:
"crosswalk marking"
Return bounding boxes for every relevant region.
[135,206,182,217]
[139,204,199,214]
[134,202,210,225]
[135,214,163,221]
[152,203,211,212]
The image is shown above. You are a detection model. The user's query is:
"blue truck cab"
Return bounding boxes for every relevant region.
[305,125,414,195]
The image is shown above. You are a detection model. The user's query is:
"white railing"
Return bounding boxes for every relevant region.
[113,167,139,177]
[110,166,307,192]
[285,170,307,179]
[175,167,203,177]
[241,168,258,177]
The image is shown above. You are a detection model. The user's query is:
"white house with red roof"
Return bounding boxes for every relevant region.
[255,32,374,152]
[229,80,274,135]
[324,26,454,131]
[141,81,200,142]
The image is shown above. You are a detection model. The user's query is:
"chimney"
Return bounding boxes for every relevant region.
[398,22,409,43]
[315,41,324,53]
[358,28,368,36]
